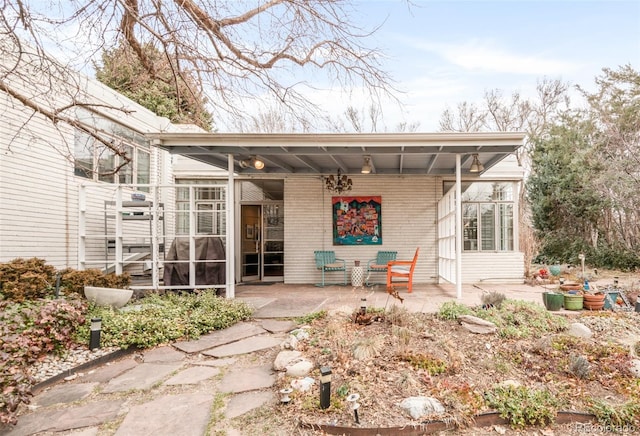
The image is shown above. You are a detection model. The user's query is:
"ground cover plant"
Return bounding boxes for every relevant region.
[258,300,640,433]
[0,258,252,425]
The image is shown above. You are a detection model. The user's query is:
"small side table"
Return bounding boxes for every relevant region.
[352,264,364,287]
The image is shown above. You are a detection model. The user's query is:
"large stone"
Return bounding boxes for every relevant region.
[273,350,303,371]
[143,346,185,363]
[173,322,266,354]
[114,393,213,436]
[1,400,124,436]
[225,391,274,418]
[102,363,183,393]
[398,396,445,419]
[165,366,220,385]
[260,319,298,334]
[33,382,98,407]
[458,315,498,334]
[218,364,276,393]
[81,358,138,383]
[203,335,282,358]
[285,359,314,377]
[568,322,593,339]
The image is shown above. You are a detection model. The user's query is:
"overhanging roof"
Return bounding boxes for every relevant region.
[150,132,525,175]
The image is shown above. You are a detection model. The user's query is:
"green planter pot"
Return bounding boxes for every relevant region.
[564,294,584,311]
[543,292,564,311]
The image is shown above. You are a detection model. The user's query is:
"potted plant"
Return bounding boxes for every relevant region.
[542,291,564,311]
[563,290,584,311]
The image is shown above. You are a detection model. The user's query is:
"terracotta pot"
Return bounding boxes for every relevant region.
[583,293,605,310]
[560,283,582,292]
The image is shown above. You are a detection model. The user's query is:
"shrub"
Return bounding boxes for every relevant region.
[437,301,473,320]
[59,268,131,296]
[0,258,57,302]
[484,385,561,429]
[0,297,87,424]
[75,290,252,349]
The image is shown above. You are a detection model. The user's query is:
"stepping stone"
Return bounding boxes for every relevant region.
[173,322,266,354]
[143,346,185,363]
[225,391,274,418]
[253,297,328,318]
[165,366,220,385]
[102,363,183,393]
[114,393,213,436]
[81,358,138,383]
[1,399,124,436]
[33,382,99,407]
[260,319,298,333]
[203,335,282,358]
[192,357,237,367]
[218,364,275,394]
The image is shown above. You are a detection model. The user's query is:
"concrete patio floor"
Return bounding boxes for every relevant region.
[234,281,550,318]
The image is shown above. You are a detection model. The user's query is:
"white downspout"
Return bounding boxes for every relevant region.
[455,154,462,300]
[226,154,235,298]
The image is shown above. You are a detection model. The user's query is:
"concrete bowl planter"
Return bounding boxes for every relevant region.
[84,286,133,308]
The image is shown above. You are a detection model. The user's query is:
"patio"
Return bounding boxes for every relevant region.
[233,281,548,318]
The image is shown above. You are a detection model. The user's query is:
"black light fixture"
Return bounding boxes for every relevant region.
[325,169,352,194]
[320,366,332,409]
[90,317,102,350]
[469,154,484,173]
[361,156,372,174]
[239,156,265,170]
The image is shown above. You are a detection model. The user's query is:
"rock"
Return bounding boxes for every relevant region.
[285,359,314,377]
[568,322,593,338]
[273,350,303,371]
[458,315,497,334]
[398,396,445,419]
[497,379,521,389]
[629,359,640,378]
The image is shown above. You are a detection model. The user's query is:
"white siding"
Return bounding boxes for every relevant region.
[462,252,525,283]
[284,175,439,285]
[0,57,176,270]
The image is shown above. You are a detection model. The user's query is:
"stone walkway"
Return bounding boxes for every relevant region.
[0,281,569,436]
[0,319,299,436]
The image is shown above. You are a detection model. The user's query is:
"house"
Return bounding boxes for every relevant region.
[1,42,526,299]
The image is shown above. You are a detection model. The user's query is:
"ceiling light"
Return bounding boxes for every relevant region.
[252,157,265,170]
[469,154,484,173]
[239,156,265,170]
[361,156,372,174]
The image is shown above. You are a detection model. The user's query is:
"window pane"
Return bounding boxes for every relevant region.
[97,143,116,183]
[499,204,514,250]
[481,204,495,250]
[463,204,478,251]
[197,203,213,234]
[137,149,150,190]
[74,130,93,178]
[118,144,134,184]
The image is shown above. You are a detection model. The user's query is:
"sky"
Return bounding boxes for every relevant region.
[320,0,640,131]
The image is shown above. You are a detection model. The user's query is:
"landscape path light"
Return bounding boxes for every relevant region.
[346,393,361,424]
[90,317,102,350]
[319,366,331,409]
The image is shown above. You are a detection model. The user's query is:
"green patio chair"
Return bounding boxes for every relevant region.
[365,251,397,285]
[314,250,347,287]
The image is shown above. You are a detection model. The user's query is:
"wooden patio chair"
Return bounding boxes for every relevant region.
[365,251,397,285]
[386,248,420,293]
[314,250,347,287]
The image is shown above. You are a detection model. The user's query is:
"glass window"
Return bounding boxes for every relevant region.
[174,183,227,236]
[463,204,478,251]
[73,108,149,186]
[450,181,516,252]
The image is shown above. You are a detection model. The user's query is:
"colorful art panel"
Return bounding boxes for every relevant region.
[332,196,382,245]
